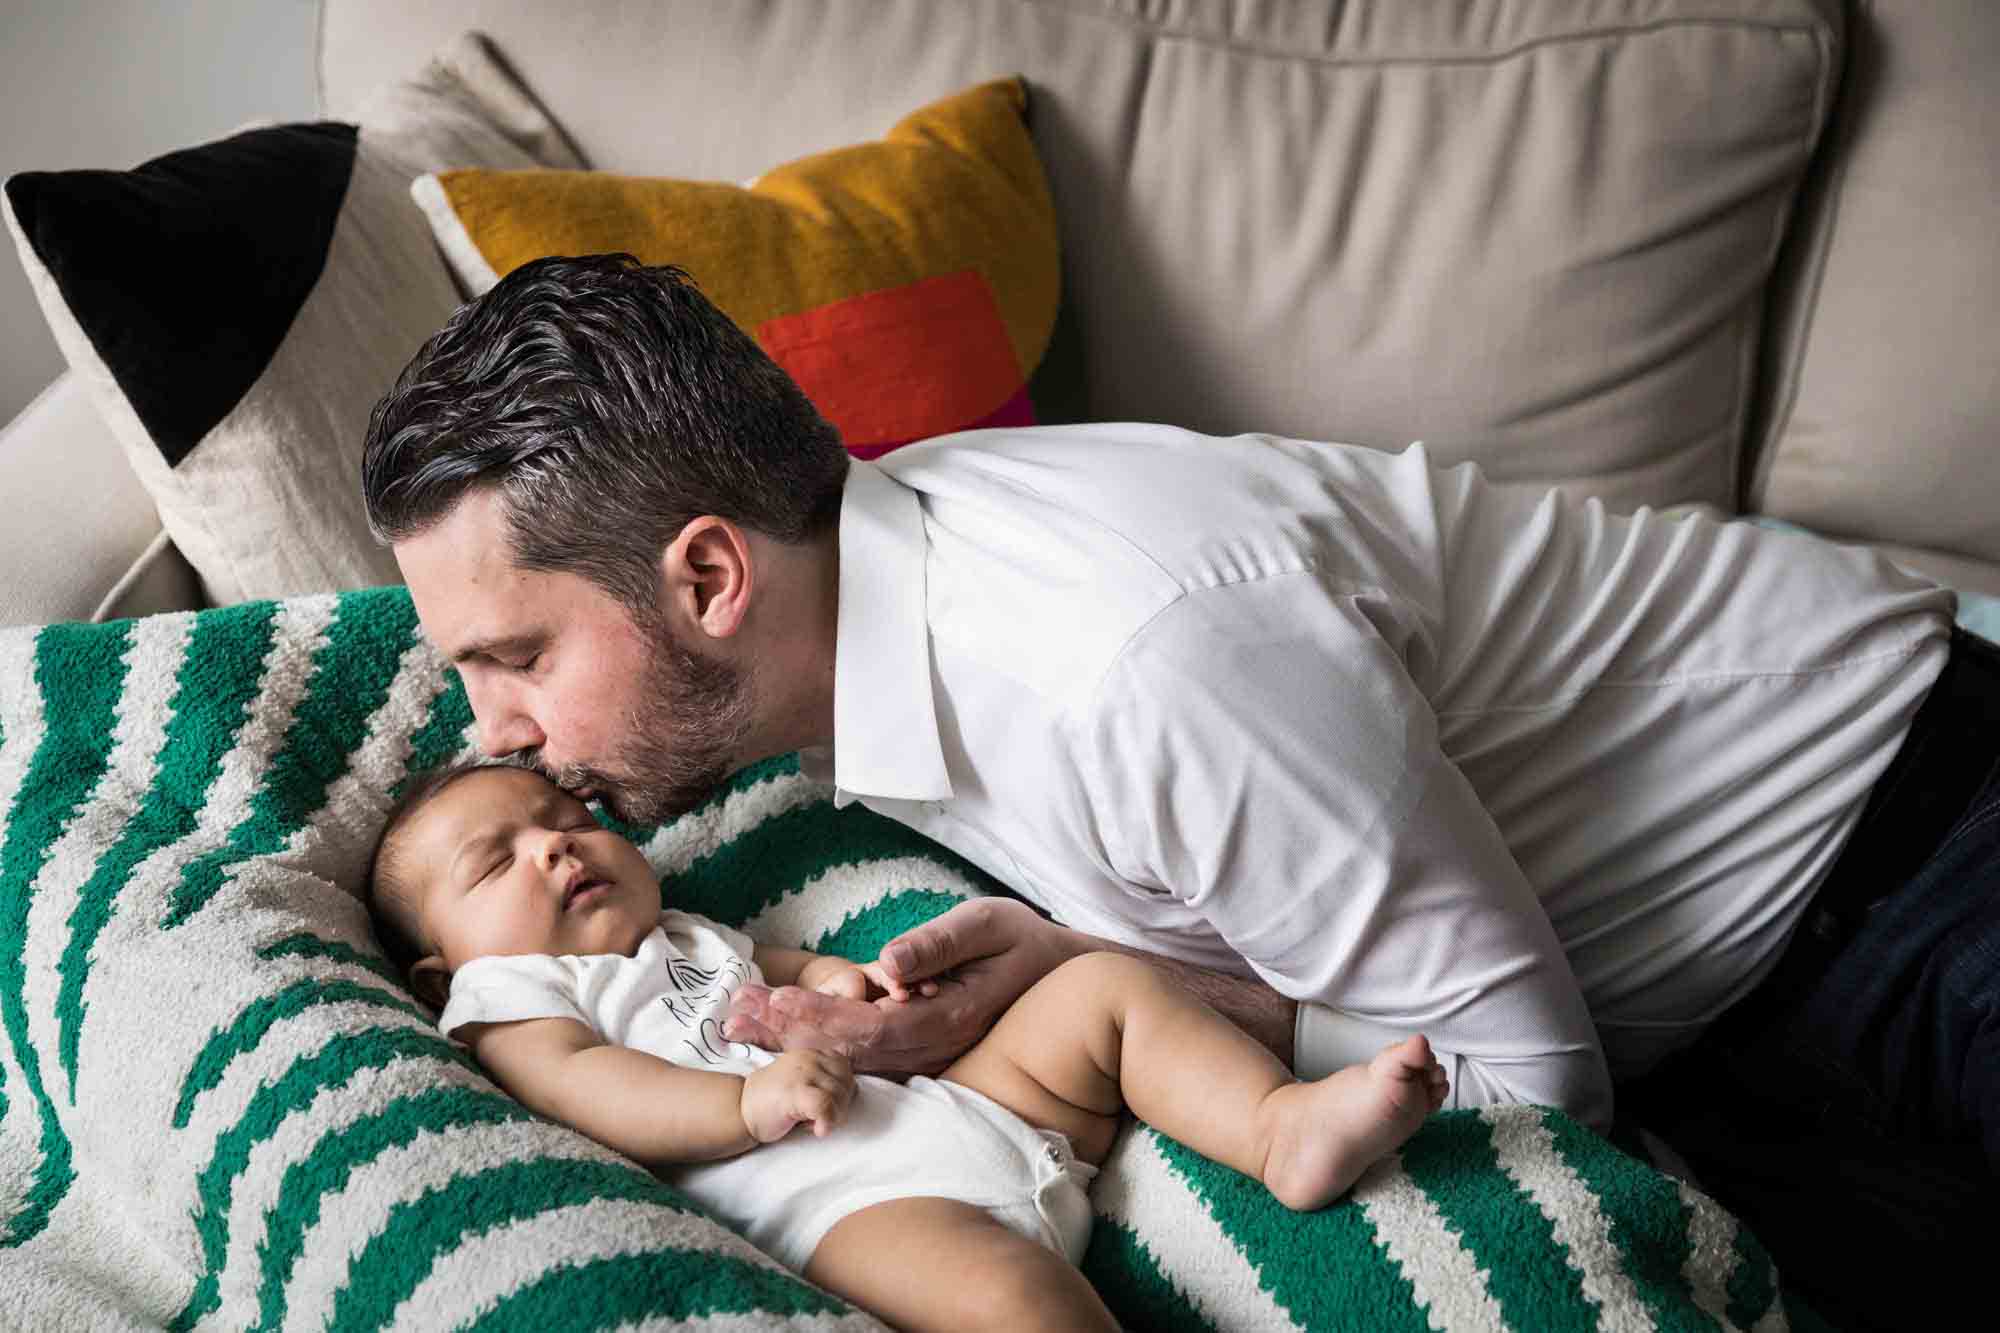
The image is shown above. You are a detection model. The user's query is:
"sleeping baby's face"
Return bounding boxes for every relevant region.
[400,765,659,973]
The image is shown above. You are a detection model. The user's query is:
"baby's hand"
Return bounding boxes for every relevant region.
[857,960,943,1004]
[809,963,871,1002]
[740,1050,856,1143]
[795,955,940,1003]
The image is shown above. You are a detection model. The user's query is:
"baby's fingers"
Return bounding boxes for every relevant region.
[802,1071,855,1135]
[795,1086,837,1137]
[858,961,944,1004]
[859,960,907,1001]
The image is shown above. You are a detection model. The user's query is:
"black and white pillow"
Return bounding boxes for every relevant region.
[3,32,584,606]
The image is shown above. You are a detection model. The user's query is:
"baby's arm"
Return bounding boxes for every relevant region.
[463,1016,854,1166]
[755,943,886,1001]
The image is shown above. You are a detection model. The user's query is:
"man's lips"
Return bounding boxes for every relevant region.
[567,783,624,821]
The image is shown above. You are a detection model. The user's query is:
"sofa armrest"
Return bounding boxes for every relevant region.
[0,372,202,627]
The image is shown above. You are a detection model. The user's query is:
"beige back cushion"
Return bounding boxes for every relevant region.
[322,0,1837,514]
[1749,0,2000,564]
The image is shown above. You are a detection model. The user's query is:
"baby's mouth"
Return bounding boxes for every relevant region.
[563,876,609,909]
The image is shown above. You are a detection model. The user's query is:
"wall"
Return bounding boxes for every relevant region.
[0,0,320,425]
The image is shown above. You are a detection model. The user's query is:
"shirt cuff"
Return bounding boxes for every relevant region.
[1293,1001,1410,1080]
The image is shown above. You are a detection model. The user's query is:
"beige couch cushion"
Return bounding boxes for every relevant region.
[1749,0,2000,564]
[326,0,1837,514]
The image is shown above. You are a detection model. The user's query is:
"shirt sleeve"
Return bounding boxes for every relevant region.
[438,953,595,1044]
[1081,581,1613,1127]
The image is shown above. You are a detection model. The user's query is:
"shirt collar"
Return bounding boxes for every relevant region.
[804,458,953,808]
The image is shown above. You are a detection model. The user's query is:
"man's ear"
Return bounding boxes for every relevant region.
[409,954,452,1011]
[661,516,753,640]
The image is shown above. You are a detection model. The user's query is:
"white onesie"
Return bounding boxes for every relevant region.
[438,909,1097,1271]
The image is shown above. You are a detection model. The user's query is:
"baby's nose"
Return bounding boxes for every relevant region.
[537,831,573,869]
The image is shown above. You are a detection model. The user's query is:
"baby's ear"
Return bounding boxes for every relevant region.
[409,955,452,1011]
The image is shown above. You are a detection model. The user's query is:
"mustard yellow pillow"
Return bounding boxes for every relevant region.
[412,78,1058,459]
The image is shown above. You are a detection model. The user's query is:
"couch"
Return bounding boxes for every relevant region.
[1,1,1993,1328]
[6,0,1999,627]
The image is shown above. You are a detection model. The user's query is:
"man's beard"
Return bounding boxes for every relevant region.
[542,613,755,827]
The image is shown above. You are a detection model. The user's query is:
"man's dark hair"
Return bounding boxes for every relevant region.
[361,254,849,614]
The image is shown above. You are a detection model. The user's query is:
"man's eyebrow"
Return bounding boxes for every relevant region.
[449,632,543,666]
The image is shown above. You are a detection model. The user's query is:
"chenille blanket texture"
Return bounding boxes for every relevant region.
[0,587,1790,1330]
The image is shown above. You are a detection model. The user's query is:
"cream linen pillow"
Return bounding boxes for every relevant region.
[2,32,585,606]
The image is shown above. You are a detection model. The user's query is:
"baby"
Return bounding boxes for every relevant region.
[367,761,1447,1332]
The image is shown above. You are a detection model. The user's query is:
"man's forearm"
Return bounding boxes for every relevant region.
[1054,927,1297,1067]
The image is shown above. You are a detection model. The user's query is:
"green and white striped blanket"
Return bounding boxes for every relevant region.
[0,587,1790,1330]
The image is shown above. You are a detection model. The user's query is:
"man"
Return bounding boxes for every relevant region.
[365,254,1993,1328]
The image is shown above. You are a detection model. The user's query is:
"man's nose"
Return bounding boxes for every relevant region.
[469,686,546,759]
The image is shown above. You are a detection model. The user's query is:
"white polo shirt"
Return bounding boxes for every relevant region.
[800,424,1952,1126]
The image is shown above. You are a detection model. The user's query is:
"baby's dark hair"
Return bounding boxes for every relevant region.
[365,756,505,981]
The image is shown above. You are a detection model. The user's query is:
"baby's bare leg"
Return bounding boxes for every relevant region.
[805,1196,1116,1333]
[942,952,1447,1208]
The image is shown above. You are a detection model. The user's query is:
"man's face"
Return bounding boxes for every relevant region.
[400,766,660,969]
[397,488,752,825]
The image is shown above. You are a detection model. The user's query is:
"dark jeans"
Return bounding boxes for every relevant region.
[1622,628,2000,1333]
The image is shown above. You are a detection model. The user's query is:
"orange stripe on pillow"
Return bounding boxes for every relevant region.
[757,269,1029,454]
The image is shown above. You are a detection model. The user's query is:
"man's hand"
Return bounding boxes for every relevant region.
[738,1050,856,1143]
[723,898,1081,1075]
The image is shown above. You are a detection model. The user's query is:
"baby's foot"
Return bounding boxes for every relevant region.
[1259,1034,1448,1211]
